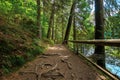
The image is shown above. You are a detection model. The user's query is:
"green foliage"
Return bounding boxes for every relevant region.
[11,55,25,66]
[21,18,38,35]
[0,1,12,15]
[49,40,54,45]
[43,38,54,45]
[28,41,44,56]
[2,65,10,74]
[25,43,44,61]
[0,19,45,75]
[0,40,14,54]
[2,55,25,74]
[106,47,120,58]
[105,13,120,39]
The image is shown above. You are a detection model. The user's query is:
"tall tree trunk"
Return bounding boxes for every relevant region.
[47,1,55,39]
[42,0,45,38]
[61,0,64,41]
[52,14,55,40]
[37,0,42,38]
[62,17,64,41]
[94,0,105,68]
[63,0,76,44]
[73,16,77,53]
[54,23,57,43]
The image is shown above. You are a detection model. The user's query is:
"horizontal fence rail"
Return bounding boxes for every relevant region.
[67,39,120,79]
[68,39,120,47]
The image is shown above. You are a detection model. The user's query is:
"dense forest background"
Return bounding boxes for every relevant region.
[0,0,120,77]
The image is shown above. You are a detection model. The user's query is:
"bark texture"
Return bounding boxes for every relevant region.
[94,0,105,68]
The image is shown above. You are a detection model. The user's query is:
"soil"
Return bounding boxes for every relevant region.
[1,44,105,80]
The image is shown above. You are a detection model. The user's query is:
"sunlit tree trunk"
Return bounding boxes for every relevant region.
[94,0,105,68]
[37,0,42,38]
[63,0,76,44]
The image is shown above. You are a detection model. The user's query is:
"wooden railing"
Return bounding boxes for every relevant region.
[68,39,120,47]
[67,39,120,80]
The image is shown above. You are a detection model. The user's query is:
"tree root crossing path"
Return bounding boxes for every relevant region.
[3,45,106,80]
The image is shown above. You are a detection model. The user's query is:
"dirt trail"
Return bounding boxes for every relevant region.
[2,45,104,80]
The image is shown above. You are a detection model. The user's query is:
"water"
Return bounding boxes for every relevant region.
[106,63,120,78]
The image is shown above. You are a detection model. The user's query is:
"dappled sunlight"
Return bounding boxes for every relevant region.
[48,46,65,51]
[59,55,70,58]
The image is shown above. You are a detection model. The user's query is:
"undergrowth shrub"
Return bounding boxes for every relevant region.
[43,38,54,45]
[9,55,25,66]
[2,65,10,74]
[21,18,38,35]
[0,25,9,34]
[0,39,15,54]
[2,55,25,74]
[25,39,44,59]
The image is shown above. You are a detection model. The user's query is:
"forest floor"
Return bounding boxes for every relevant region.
[1,44,106,80]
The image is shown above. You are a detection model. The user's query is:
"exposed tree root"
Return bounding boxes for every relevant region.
[61,58,72,69]
[43,53,61,56]
[41,64,64,80]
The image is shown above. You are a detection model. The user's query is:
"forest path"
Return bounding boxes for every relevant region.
[2,44,104,80]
